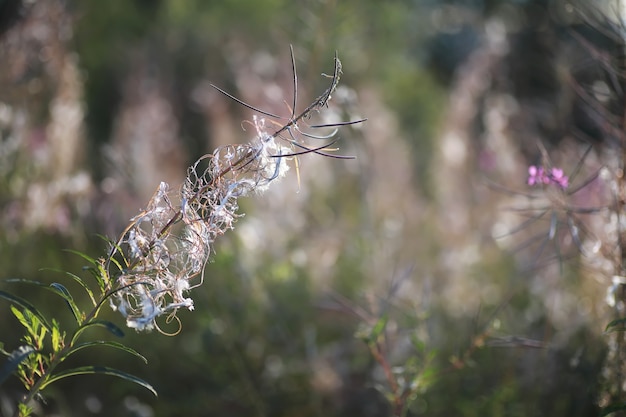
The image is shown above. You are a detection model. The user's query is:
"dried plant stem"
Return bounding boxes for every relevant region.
[102,50,364,332]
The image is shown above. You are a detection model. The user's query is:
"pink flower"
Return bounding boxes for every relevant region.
[549,168,569,189]
[527,165,569,189]
[527,165,544,186]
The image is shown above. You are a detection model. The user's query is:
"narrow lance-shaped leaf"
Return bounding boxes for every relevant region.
[0,345,36,386]
[37,322,47,346]
[64,249,110,294]
[41,366,157,397]
[95,258,112,293]
[10,306,30,332]
[50,320,65,351]
[606,317,626,333]
[0,292,51,332]
[64,341,147,364]
[50,282,83,324]
[11,303,49,352]
[64,270,97,306]
[4,279,83,324]
[38,268,97,307]
[72,320,125,344]
[96,234,129,272]
[63,249,98,265]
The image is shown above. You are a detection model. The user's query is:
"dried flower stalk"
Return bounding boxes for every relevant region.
[103,50,364,332]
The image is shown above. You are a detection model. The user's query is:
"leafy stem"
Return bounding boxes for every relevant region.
[1,264,156,417]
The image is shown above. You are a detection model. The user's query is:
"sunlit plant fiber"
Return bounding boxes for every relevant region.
[0,48,364,416]
[107,48,364,332]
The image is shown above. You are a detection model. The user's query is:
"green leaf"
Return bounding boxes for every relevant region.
[50,283,83,324]
[64,270,97,306]
[38,268,97,307]
[72,320,125,344]
[0,293,51,332]
[0,345,36,386]
[410,333,426,354]
[18,402,33,417]
[97,234,128,272]
[369,315,389,343]
[410,364,438,393]
[11,305,47,346]
[10,305,28,329]
[37,324,47,345]
[605,318,626,333]
[83,266,107,295]
[64,249,110,294]
[65,341,147,364]
[95,259,113,293]
[354,315,389,344]
[63,249,98,265]
[51,320,64,351]
[4,279,83,324]
[41,366,157,397]
[107,253,126,273]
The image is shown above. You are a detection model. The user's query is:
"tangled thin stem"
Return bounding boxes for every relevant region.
[104,49,365,332]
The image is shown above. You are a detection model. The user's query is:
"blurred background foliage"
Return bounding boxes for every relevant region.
[0,0,620,415]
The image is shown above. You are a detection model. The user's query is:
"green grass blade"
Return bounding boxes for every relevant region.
[41,366,157,396]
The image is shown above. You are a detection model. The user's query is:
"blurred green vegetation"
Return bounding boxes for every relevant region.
[0,0,614,416]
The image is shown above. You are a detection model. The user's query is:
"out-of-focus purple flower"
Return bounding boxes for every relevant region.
[549,168,569,189]
[527,165,544,186]
[527,165,569,189]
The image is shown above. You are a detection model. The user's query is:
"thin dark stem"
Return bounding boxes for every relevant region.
[290,44,298,121]
[209,84,283,120]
